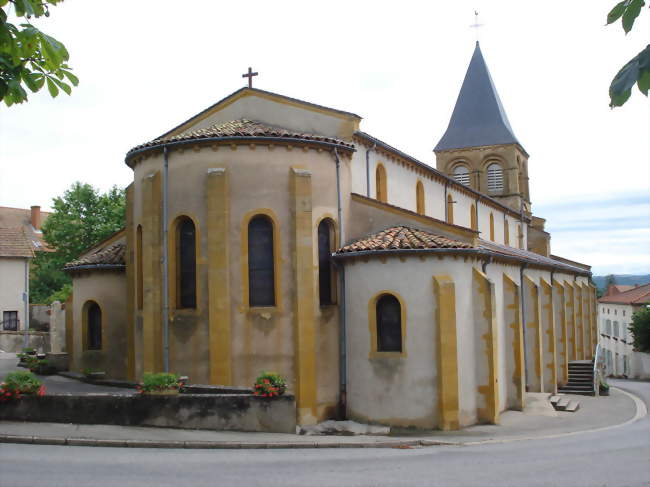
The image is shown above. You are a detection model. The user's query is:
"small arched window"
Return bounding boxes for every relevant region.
[318,219,335,305]
[470,204,478,231]
[176,217,196,309]
[489,213,495,241]
[416,181,425,215]
[453,165,470,186]
[504,220,510,245]
[376,164,387,202]
[137,225,143,310]
[248,215,275,307]
[376,294,402,352]
[87,301,102,350]
[446,194,454,224]
[487,163,504,193]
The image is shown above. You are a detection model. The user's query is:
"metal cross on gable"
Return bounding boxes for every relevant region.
[242,67,258,88]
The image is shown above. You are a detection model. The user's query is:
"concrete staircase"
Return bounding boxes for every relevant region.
[558,360,596,396]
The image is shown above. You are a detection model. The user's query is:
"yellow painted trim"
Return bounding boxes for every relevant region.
[489,213,495,241]
[565,282,577,362]
[125,185,136,381]
[540,278,557,394]
[433,275,459,430]
[553,280,568,385]
[446,194,454,224]
[376,163,388,203]
[136,224,143,311]
[523,276,543,392]
[240,208,283,312]
[290,167,317,425]
[575,283,584,360]
[207,168,232,385]
[416,180,425,215]
[81,299,104,352]
[64,294,74,364]
[168,213,202,313]
[504,273,525,410]
[367,290,407,359]
[470,204,478,231]
[504,219,510,245]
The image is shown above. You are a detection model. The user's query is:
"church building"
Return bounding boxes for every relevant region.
[64,43,598,429]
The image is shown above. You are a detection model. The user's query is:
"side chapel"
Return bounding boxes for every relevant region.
[64,43,598,429]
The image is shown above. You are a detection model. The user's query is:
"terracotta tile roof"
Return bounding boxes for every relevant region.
[599,283,650,305]
[0,206,52,252]
[64,242,125,271]
[0,227,34,258]
[603,284,635,297]
[478,240,590,274]
[337,226,473,254]
[129,119,354,154]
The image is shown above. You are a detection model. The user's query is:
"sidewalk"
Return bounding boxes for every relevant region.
[0,351,645,449]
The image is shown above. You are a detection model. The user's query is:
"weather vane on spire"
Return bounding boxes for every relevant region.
[470,10,483,42]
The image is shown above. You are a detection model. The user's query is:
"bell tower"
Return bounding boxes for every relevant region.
[434,42,531,215]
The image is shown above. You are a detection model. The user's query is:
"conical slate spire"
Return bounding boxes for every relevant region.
[435,42,523,152]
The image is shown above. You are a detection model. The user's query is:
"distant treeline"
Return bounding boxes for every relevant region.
[592,274,650,293]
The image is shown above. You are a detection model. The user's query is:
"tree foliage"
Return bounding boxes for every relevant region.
[606,0,650,107]
[30,182,126,303]
[0,0,78,106]
[629,307,650,352]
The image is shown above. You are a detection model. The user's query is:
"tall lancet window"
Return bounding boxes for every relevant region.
[376,294,402,352]
[248,215,275,307]
[318,219,335,306]
[177,217,197,309]
[453,165,470,186]
[487,163,504,193]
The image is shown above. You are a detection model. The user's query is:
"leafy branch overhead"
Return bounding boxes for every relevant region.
[0,0,78,106]
[606,0,650,107]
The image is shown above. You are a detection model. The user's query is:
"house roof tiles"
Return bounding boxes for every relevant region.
[598,283,650,305]
[0,227,34,258]
[64,242,125,272]
[337,226,473,254]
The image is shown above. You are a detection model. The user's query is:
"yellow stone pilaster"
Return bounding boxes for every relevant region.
[575,283,584,360]
[553,280,568,385]
[65,293,74,365]
[433,274,460,430]
[582,284,591,359]
[523,276,543,392]
[207,168,232,385]
[472,268,499,424]
[142,171,163,374]
[290,167,317,425]
[540,279,557,394]
[125,184,136,381]
[503,274,525,410]
[565,282,576,362]
[589,284,598,354]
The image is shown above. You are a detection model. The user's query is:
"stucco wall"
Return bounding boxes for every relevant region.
[598,302,636,376]
[0,331,49,353]
[0,257,28,331]
[71,270,128,379]
[630,351,650,380]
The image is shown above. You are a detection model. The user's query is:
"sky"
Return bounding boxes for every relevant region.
[0,0,648,275]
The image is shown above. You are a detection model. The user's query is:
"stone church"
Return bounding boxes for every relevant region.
[64,43,598,429]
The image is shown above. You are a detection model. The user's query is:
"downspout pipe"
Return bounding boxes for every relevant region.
[365,143,376,198]
[23,259,29,349]
[334,148,347,419]
[520,263,529,389]
[162,147,170,373]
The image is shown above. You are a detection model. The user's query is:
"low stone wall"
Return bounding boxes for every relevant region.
[0,394,296,433]
[0,331,50,353]
[630,351,650,380]
[29,304,50,331]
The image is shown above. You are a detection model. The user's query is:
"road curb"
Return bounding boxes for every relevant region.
[0,387,645,450]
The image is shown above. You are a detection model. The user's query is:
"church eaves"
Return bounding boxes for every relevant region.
[434,42,524,153]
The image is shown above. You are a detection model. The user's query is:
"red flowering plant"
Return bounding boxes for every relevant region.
[0,371,45,403]
[253,372,287,398]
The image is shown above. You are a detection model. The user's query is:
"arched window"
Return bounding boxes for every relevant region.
[504,220,510,245]
[489,213,495,241]
[376,164,387,203]
[248,215,275,307]
[486,163,504,193]
[470,204,478,231]
[376,294,402,352]
[86,301,102,350]
[176,217,196,309]
[446,194,454,224]
[416,181,425,215]
[137,225,143,310]
[318,219,335,305]
[453,165,470,186]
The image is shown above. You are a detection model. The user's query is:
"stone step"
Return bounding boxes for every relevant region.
[563,383,593,389]
[566,378,594,384]
[555,398,569,410]
[549,395,561,406]
[565,401,580,413]
[558,388,595,396]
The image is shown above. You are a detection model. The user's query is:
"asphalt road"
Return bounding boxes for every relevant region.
[0,380,648,487]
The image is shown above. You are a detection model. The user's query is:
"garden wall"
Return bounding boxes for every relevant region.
[630,351,650,380]
[0,394,296,433]
[0,331,50,353]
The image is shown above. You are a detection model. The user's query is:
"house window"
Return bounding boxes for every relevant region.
[487,163,504,193]
[489,213,495,241]
[248,215,275,307]
[376,164,388,203]
[137,225,143,310]
[446,194,454,224]
[470,204,478,231]
[416,181,425,215]
[376,294,402,352]
[613,321,619,338]
[453,165,470,186]
[318,219,335,305]
[176,217,196,309]
[606,319,612,335]
[2,311,18,331]
[86,302,102,350]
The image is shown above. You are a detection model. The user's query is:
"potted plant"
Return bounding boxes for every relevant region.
[137,372,185,395]
[0,371,45,402]
[17,347,36,364]
[599,382,610,396]
[253,371,287,398]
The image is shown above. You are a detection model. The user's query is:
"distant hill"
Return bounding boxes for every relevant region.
[593,274,650,293]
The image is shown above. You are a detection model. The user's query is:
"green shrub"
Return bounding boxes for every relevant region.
[253,371,287,398]
[629,308,650,352]
[1,371,45,401]
[137,373,183,393]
